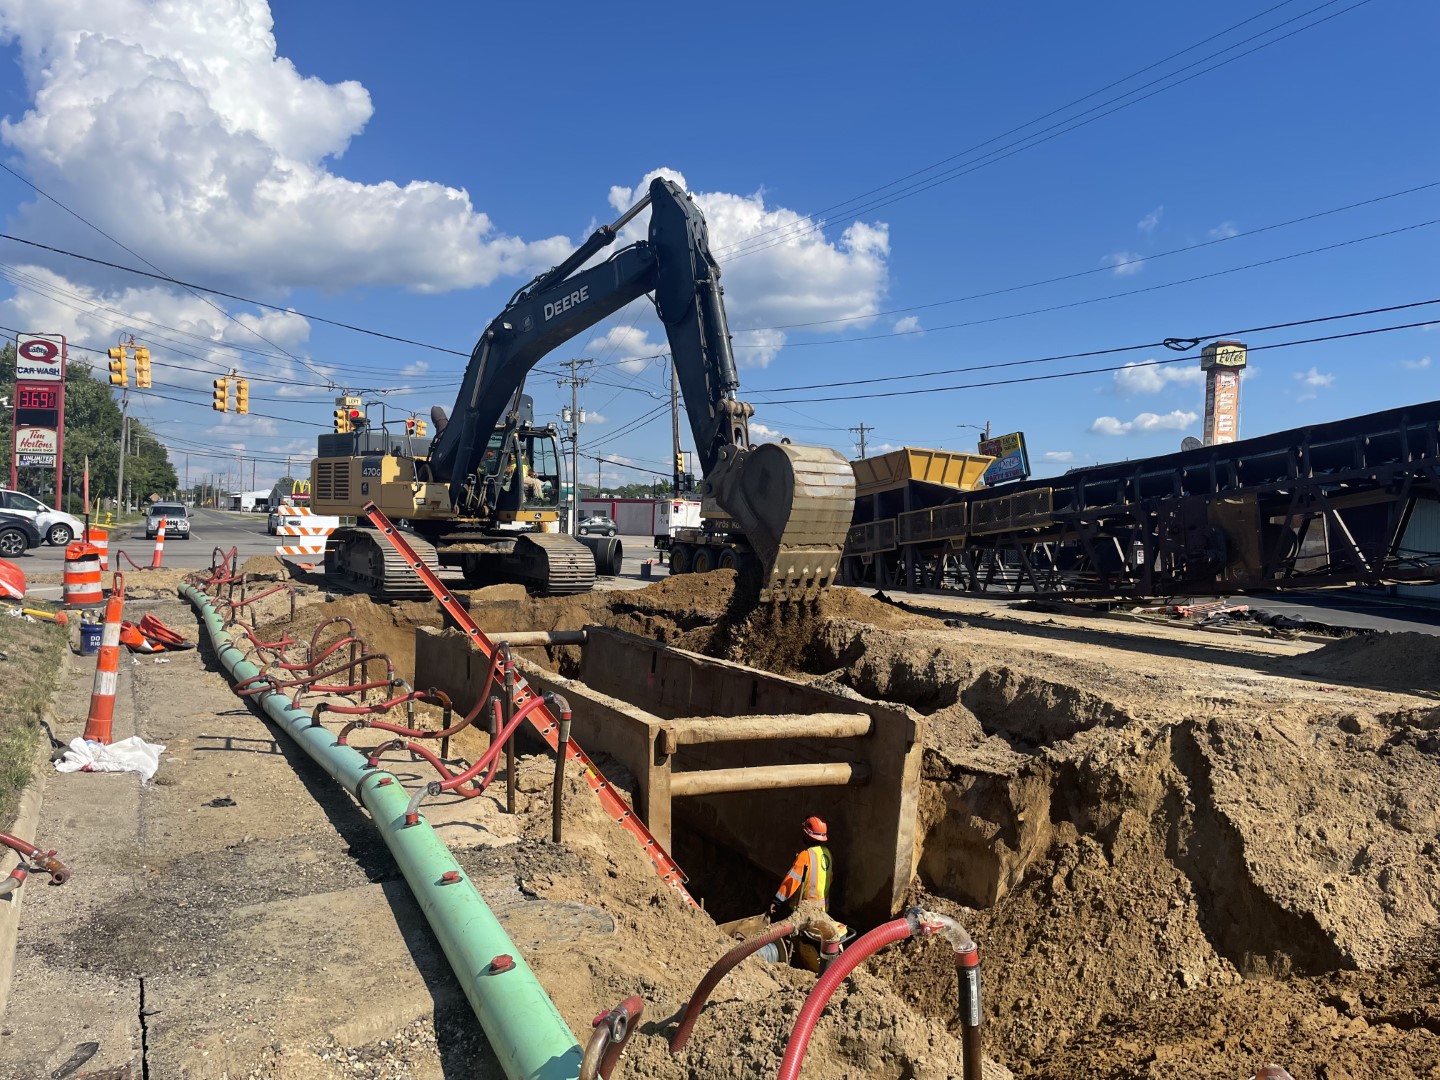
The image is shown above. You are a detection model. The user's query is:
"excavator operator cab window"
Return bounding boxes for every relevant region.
[522,434,560,509]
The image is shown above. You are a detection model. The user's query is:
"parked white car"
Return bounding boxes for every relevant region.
[0,488,85,545]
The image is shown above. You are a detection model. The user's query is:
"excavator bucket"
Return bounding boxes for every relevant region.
[713,442,855,601]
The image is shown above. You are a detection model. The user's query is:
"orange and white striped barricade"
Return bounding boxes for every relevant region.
[275,510,337,564]
[86,525,109,571]
[62,542,104,608]
[83,573,125,743]
[149,517,167,569]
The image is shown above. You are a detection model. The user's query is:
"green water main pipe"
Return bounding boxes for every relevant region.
[181,584,583,1080]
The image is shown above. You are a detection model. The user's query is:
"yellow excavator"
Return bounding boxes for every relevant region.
[310,177,854,600]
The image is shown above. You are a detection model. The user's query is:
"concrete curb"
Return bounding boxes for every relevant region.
[0,642,70,1021]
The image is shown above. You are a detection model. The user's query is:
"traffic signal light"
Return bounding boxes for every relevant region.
[133,347,151,388]
[333,408,351,433]
[108,346,128,387]
[348,408,364,430]
[674,450,685,475]
[416,419,427,438]
[235,378,249,414]
[212,376,230,411]
[405,417,416,435]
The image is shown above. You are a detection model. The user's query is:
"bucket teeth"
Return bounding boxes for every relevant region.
[711,443,855,601]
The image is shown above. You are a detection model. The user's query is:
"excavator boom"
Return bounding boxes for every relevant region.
[428,177,854,599]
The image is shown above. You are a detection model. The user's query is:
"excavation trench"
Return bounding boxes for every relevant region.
[247,563,1440,1077]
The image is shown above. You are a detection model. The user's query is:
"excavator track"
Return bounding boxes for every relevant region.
[512,533,595,595]
[324,526,444,600]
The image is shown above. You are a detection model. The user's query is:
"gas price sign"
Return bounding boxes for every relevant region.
[10,333,66,488]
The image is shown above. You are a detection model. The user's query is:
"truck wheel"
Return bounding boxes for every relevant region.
[717,547,739,570]
[692,547,714,574]
[669,544,691,575]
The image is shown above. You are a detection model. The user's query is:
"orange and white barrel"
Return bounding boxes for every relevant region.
[86,525,109,571]
[83,573,125,744]
[62,542,104,608]
[149,517,166,569]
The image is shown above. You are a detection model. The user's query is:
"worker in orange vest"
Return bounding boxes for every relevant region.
[770,816,833,918]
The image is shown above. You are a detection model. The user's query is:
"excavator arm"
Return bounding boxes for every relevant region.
[427,177,854,599]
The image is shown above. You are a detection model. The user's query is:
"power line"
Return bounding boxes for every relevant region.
[0,230,472,358]
[718,0,1373,263]
[744,217,1440,367]
[752,297,1440,396]
[730,179,1440,336]
[0,159,336,385]
[713,1,1310,260]
[750,315,1440,405]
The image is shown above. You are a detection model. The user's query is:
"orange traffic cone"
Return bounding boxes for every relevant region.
[83,574,125,743]
[149,517,166,569]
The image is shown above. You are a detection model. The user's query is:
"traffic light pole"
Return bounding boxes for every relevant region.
[115,387,129,513]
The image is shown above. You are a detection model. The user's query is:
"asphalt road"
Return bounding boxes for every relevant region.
[19,507,665,591]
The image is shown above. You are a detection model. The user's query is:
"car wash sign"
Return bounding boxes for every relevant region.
[978,431,1031,486]
[10,333,66,489]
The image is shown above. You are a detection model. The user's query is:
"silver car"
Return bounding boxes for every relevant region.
[145,503,191,539]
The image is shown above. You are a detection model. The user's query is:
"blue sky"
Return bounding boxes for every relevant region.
[0,0,1435,491]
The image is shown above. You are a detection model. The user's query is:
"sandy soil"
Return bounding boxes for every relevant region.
[16,564,1438,1077]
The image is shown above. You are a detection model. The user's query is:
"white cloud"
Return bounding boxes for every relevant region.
[1106,251,1145,277]
[584,326,667,374]
[1137,206,1163,234]
[0,1,577,293]
[400,360,430,377]
[608,167,889,368]
[1090,410,1198,436]
[1112,361,1206,395]
[0,263,332,398]
[584,411,607,424]
[893,315,922,334]
[750,421,785,442]
[1209,221,1239,240]
[0,6,889,391]
[0,5,891,344]
[1294,367,1334,401]
[1402,356,1431,370]
[1041,450,1075,463]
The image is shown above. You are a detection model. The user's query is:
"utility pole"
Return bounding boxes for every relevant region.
[557,358,594,534]
[115,387,129,511]
[849,423,873,460]
[671,362,682,495]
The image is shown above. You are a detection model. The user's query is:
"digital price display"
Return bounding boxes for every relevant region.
[15,381,60,428]
[17,384,58,410]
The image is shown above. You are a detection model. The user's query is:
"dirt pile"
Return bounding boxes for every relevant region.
[1289,630,1440,693]
[409,734,1010,1079]
[233,571,1440,1076]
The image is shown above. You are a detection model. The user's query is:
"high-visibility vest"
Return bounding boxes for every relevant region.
[776,844,832,908]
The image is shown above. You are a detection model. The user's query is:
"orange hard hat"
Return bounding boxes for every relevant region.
[802,816,828,842]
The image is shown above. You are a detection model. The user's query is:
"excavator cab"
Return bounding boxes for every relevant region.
[481,427,563,521]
